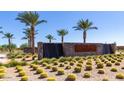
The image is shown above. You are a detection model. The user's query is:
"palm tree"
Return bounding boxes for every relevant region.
[57,29,68,45]
[45,34,55,43]
[73,19,98,43]
[2,32,14,52]
[16,11,47,54]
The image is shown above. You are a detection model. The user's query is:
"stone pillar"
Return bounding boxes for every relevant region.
[38,42,43,60]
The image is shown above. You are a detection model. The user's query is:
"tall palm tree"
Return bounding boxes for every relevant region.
[45,34,55,43]
[16,11,47,54]
[73,19,98,43]
[57,29,68,45]
[2,32,14,52]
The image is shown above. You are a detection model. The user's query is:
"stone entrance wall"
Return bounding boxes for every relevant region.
[37,42,116,59]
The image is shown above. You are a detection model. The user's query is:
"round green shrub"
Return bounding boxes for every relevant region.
[65,66,71,70]
[115,62,120,66]
[40,72,48,78]
[74,67,81,73]
[53,62,58,65]
[52,66,58,72]
[66,74,76,81]
[57,69,65,75]
[0,73,5,78]
[111,68,117,72]
[76,63,82,67]
[78,60,83,64]
[32,65,39,70]
[36,68,44,74]
[83,73,91,78]
[97,69,105,74]
[21,76,28,81]
[86,62,92,65]
[96,63,104,69]
[42,63,48,67]
[70,62,75,66]
[16,66,23,72]
[102,77,109,81]
[59,63,64,67]
[116,73,124,79]
[85,65,92,71]
[106,62,112,67]
[46,65,51,69]
[19,71,26,76]
[47,77,56,81]
[0,69,5,73]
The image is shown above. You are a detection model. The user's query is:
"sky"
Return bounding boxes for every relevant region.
[0,11,124,47]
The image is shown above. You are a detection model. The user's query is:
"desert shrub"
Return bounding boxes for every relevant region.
[19,71,26,76]
[74,67,82,73]
[0,73,5,78]
[5,60,19,67]
[19,61,27,66]
[78,60,83,64]
[21,76,28,81]
[16,55,23,58]
[102,77,109,81]
[40,72,48,78]
[57,69,65,75]
[86,62,92,65]
[59,63,64,67]
[16,66,23,72]
[41,58,51,64]
[64,61,68,64]
[46,65,51,69]
[74,56,81,61]
[85,65,92,71]
[32,65,39,70]
[42,63,48,67]
[96,63,104,69]
[76,63,82,67]
[106,62,112,67]
[97,69,105,74]
[47,77,56,81]
[32,60,39,65]
[111,68,117,72]
[116,73,124,79]
[70,62,75,66]
[65,66,71,70]
[115,62,120,66]
[52,66,58,72]
[0,69,5,73]
[66,74,76,81]
[53,61,58,65]
[121,66,124,69]
[59,57,67,62]
[36,68,44,74]
[83,73,91,78]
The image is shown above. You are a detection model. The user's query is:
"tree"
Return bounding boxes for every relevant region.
[73,19,98,43]
[57,29,68,45]
[20,43,28,49]
[45,34,55,43]
[16,11,47,54]
[2,32,14,52]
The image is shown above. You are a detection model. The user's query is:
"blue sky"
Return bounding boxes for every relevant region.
[0,11,124,47]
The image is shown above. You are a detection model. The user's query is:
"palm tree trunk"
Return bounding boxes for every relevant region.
[62,36,64,45]
[8,38,11,53]
[49,39,51,43]
[83,31,86,43]
[31,25,35,54]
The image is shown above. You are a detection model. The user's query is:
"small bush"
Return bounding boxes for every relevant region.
[0,69,5,73]
[52,66,58,72]
[66,74,76,81]
[46,65,51,69]
[65,66,71,70]
[57,69,65,75]
[102,77,109,81]
[85,65,92,71]
[16,66,23,72]
[70,62,75,66]
[21,76,28,81]
[83,73,91,78]
[53,62,58,65]
[116,73,124,79]
[96,63,104,69]
[106,62,112,67]
[74,67,81,73]
[19,71,26,76]
[59,63,64,67]
[40,72,48,78]
[47,77,56,81]
[36,68,44,74]
[111,68,117,72]
[16,55,23,58]
[32,65,39,70]
[86,62,92,65]
[115,62,120,66]
[78,60,83,64]
[76,63,82,67]
[0,73,5,78]
[42,63,48,67]
[97,69,105,74]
